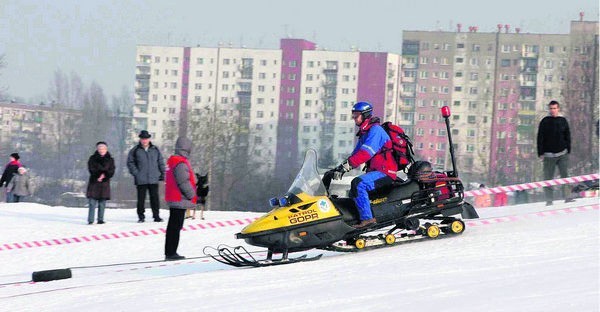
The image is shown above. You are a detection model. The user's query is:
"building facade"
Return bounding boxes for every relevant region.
[135,40,402,183]
[400,19,598,185]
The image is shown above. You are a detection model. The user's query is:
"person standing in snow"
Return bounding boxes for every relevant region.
[164,137,197,261]
[537,100,573,206]
[127,130,166,223]
[86,142,115,225]
[0,153,22,203]
[6,167,32,202]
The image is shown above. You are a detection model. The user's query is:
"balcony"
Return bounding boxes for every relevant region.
[323,65,338,72]
[401,90,416,97]
[135,86,149,93]
[521,51,538,58]
[520,66,538,73]
[321,80,337,87]
[403,63,418,69]
[519,95,536,101]
[520,80,536,87]
[402,76,416,83]
[136,74,150,80]
[518,111,536,117]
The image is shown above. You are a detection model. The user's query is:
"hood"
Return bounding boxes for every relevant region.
[175,137,192,158]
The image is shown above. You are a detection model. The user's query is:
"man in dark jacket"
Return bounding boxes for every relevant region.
[537,100,572,205]
[127,130,166,222]
[164,137,197,260]
[1,153,22,203]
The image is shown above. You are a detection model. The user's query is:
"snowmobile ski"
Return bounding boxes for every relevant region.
[203,245,322,268]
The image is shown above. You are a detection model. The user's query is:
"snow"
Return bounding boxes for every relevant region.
[0,197,598,312]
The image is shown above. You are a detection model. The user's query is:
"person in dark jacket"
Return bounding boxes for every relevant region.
[86,142,116,224]
[127,130,166,223]
[332,102,398,229]
[164,137,197,261]
[537,100,572,205]
[1,153,22,203]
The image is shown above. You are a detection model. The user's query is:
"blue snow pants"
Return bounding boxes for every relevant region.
[350,171,394,221]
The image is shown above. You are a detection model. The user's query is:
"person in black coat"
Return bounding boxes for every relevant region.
[537,100,572,205]
[0,153,22,203]
[86,142,115,224]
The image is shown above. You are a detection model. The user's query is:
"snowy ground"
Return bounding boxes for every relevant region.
[0,197,598,312]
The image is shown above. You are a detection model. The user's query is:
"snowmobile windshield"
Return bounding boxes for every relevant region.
[287,149,327,197]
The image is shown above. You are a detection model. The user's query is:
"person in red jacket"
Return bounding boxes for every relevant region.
[164,137,197,261]
[333,102,398,229]
[1,153,22,203]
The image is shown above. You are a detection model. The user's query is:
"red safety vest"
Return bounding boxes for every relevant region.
[165,155,197,204]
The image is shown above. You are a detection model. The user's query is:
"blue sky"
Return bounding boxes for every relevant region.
[0,0,598,101]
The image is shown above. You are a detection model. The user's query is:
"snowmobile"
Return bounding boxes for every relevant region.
[204,106,478,267]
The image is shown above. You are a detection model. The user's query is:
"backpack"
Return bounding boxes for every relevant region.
[381,121,415,171]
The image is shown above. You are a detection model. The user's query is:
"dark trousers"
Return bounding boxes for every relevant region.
[165,208,186,256]
[136,184,160,220]
[543,154,569,201]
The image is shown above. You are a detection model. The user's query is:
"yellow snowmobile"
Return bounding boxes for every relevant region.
[204,106,478,267]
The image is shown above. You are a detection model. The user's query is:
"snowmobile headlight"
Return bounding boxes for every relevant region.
[269,197,280,207]
[279,196,289,207]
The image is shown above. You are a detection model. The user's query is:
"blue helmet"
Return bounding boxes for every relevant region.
[352,101,373,119]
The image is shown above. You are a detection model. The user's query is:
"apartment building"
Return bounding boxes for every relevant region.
[0,101,82,155]
[136,40,402,182]
[135,45,281,172]
[401,19,598,185]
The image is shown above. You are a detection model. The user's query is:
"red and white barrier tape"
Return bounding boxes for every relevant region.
[465,204,598,227]
[464,173,599,197]
[0,218,258,252]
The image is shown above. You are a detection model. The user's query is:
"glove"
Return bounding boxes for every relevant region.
[337,160,352,173]
[333,160,351,180]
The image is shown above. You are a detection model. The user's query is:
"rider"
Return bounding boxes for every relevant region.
[333,101,398,229]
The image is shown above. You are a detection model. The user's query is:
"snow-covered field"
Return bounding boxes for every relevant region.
[0,197,598,312]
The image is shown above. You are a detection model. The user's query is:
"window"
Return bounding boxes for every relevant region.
[223,59,230,65]
[196,71,203,77]
[457,43,465,49]
[501,59,511,67]
[256,111,264,118]
[306,74,313,81]
[289,60,297,67]
[307,61,314,68]
[420,57,428,64]
[467,116,476,124]
[469,72,478,81]
[456,57,464,63]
